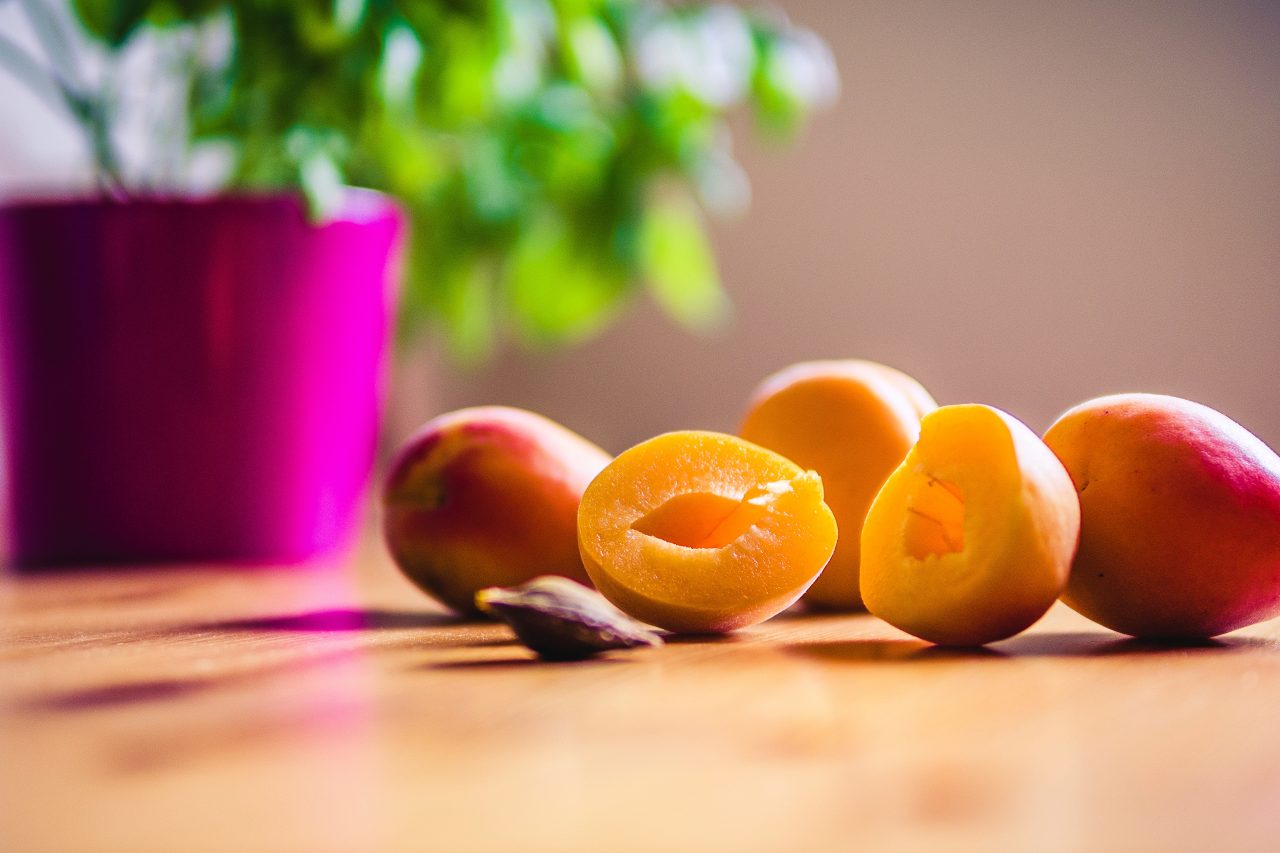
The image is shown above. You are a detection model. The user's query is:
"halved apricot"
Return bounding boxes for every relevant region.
[577,431,838,633]
[860,404,1080,646]
[740,359,936,610]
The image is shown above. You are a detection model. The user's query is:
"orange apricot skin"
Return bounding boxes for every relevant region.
[1044,394,1280,639]
[740,360,936,610]
[578,431,838,634]
[382,407,610,615]
[860,405,1080,647]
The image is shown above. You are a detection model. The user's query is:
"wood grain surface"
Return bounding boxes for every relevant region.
[3,534,1279,853]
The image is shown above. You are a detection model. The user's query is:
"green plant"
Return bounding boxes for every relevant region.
[1,0,837,359]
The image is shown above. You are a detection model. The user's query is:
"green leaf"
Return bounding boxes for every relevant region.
[511,84,615,198]
[71,0,151,47]
[639,194,727,329]
[433,19,499,123]
[461,133,524,224]
[298,149,344,220]
[286,127,347,220]
[296,0,367,51]
[333,0,367,36]
[147,0,222,28]
[505,213,627,345]
[436,257,496,364]
[752,28,839,136]
[378,21,423,108]
[563,17,621,96]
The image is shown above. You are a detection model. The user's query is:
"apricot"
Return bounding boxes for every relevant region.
[382,406,610,615]
[1044,394,1280,638]
[860,404,1080,646]
[577,431,838,633]
[740,360,936,610]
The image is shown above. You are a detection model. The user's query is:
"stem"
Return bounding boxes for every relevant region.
[0,30,62,103]
[0,34,126,197]
[17,0,84,90]
[89,64,127,196]
[13,0,127,196]
[157,28,198,188]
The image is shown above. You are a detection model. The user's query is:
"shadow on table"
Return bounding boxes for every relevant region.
[200,607,466,632]
[11,608,519,714]
[992,631,1264,657]
[786,640,1003,664]
[21,679,207,713]
[425,656,632,671]
[661,632,743,645]
[785,631,1275,664]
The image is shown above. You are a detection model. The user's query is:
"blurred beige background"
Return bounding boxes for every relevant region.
[3,0,1278,454]
[396,0,1280,453]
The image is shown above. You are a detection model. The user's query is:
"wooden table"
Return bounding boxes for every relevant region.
[3,535,1279,853]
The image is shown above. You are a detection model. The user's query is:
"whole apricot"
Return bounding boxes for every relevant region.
[1044,394,1280,638]
[382,406,611,615]
[860,404,1080,646]
[577,431,838,633]
[740,360,936,610]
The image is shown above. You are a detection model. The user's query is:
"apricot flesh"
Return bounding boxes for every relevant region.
[740,359,936,610]
[860,404,1080,646]
[382,406,611,615]
[577,431,838,633]
[1044,394,1280,638]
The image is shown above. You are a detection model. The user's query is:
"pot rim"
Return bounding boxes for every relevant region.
[0,187,402,225]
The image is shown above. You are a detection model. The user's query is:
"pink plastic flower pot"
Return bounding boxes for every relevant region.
[0,192,403,567]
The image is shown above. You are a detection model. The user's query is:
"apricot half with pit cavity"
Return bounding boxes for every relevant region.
[577,431,838,633]
[860,404,1080,646]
